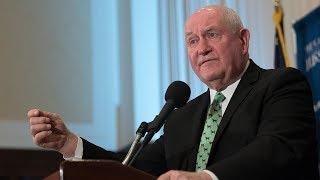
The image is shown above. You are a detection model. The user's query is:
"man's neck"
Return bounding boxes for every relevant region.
[207,59,250,91]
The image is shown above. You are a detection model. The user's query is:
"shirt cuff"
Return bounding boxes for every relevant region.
[203,170,219,180]
[63,136,83,161]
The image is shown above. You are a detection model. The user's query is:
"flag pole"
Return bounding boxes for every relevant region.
[273,0,291,67]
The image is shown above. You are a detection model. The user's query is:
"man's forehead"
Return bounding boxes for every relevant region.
[187,6,223,22]
[191,5,225,19]
[185,8,222,32]
[194,6,220,16]
[188,8,219,22]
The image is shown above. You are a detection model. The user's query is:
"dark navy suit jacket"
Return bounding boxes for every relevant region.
[82,61,319,180]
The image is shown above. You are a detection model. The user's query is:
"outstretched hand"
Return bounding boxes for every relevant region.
[28,109,78,157]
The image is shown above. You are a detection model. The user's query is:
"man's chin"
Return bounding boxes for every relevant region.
[201,72,221,80]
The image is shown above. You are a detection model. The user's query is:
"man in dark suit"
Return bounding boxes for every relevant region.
[28,5,318,180]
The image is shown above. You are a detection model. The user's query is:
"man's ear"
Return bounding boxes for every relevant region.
[239,28,250,55]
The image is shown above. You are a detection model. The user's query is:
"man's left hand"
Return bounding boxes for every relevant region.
[158,170,212,180]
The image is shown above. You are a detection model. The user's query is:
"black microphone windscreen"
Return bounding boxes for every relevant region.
[165,81,191,108]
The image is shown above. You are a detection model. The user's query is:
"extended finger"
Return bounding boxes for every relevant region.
[29,117,51,125]
[30,123,52,136]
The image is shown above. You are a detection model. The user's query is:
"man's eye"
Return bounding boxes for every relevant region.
[188,39,198,46]
[190,39,196,44]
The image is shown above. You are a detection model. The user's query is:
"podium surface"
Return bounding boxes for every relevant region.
[45,160,156,180]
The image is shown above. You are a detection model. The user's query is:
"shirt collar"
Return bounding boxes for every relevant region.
[209,60,250,104]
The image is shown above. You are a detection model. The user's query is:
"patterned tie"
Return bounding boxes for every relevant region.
[196,92,225,171]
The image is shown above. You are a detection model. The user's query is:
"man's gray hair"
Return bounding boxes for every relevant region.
[201,5,244,33]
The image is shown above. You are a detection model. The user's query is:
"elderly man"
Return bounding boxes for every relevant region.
[28,5,318,180]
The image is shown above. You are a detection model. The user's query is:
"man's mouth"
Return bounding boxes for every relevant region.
[199,57,218,66]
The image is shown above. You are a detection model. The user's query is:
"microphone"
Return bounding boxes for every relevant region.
[147,81,191,133]
[123,81,190,166]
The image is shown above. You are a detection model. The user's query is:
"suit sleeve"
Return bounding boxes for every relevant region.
[208,68,318,180]
[82,138,124,160]
[81,136,167,177]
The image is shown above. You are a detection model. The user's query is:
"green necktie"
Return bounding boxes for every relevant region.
[196,92,225,171]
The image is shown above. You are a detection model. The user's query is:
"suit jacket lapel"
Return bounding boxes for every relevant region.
[212,61,261,153]
[186,60,261,170]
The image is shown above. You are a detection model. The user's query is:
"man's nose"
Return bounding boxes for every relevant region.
[198,39,212,56]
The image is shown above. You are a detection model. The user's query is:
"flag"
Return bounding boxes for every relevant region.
[293,5,320,161]
[272,0,290,68]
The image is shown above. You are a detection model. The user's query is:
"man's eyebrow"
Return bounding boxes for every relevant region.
[203,26,218,32]
[185,32,194,37]
[185,26,219,37]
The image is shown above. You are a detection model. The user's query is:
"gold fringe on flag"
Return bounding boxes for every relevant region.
[272,0,291,67]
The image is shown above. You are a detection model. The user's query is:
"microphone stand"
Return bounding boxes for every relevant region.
[122,81,190,166]
[123,119,159,166]
[128,100,175,166]
[123,100,178,166]
[122,122,148,165]
[127,129,155,166]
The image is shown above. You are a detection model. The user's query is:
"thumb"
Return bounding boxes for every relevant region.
[27,109,41,117]
[27,109,60,119]
[39,110,60,120]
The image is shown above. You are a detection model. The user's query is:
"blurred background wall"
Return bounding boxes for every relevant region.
[0,0,319,151]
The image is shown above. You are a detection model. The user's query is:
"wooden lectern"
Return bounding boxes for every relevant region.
[44,160,156,180]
